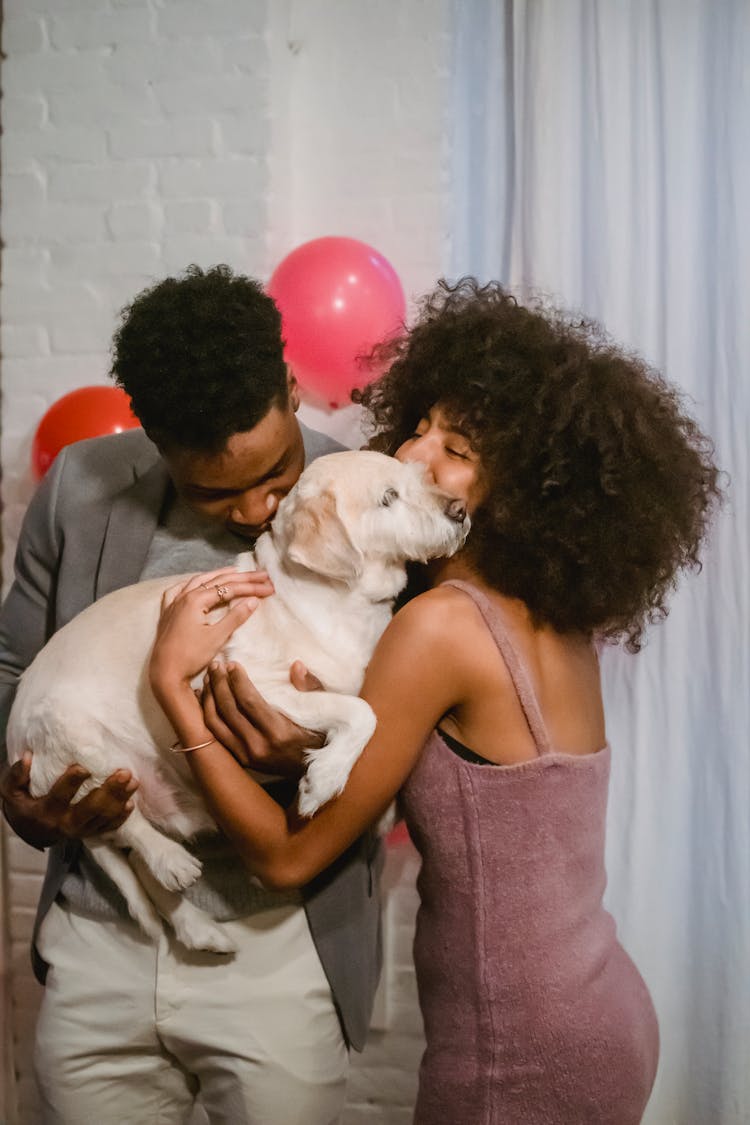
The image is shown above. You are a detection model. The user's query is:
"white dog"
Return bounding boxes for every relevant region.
[7,450,468,953]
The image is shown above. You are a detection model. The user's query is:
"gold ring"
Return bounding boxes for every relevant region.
[215,584,229,602]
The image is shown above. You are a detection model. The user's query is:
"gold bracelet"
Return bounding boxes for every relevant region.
[169,737,217,754]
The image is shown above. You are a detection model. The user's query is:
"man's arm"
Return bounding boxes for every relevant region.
[0,455,63,736]
[0,448,136,846]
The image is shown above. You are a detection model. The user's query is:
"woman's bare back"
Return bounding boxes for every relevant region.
[428,579,606,765]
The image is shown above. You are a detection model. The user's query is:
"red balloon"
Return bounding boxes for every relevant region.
[32,385,140,479]
[268,236,406,408]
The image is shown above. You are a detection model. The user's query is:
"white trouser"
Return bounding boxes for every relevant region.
[34,899,349,1125]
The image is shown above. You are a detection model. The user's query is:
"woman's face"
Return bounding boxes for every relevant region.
[395,404,488,516]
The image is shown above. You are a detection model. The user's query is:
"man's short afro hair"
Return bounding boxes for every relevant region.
[110,264,289,453]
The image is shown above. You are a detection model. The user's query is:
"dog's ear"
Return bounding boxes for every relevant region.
[284,489,363,581]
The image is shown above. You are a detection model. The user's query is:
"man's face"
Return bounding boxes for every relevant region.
[163,397,306,540]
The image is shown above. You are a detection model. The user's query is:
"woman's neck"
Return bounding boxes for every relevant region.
[426,555,536,631]
[425,553,481,588]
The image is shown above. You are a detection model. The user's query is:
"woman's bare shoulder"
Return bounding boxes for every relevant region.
[389,584,479,639]
[363,586,480,719]
[371,586,486,678]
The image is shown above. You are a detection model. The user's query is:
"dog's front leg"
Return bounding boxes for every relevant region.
[269,689,377,817]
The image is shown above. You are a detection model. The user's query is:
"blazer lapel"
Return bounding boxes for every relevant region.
[96,457,172,598]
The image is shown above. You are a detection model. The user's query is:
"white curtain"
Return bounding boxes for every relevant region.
[448,2,749,1122]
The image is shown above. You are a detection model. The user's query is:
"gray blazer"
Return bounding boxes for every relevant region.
[0,424,383,1052]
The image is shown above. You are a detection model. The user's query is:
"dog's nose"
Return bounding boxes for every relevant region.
[446,498,467,524]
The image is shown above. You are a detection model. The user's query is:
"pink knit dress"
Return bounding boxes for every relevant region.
[400,581,659,1124]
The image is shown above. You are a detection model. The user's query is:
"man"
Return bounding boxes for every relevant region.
[0,265,382,1124]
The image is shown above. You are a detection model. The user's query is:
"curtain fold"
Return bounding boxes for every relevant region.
[448,3,749,1122]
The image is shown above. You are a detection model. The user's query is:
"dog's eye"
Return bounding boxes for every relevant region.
[380,488,399,507]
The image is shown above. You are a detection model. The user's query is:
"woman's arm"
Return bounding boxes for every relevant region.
[150,587,466,889]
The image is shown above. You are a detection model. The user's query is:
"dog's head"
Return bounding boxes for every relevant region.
[271,451,470,596]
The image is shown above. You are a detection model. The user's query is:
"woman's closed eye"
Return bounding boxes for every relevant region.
[404,430,468,453]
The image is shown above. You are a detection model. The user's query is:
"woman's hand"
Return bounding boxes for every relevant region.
[149,567,274,696]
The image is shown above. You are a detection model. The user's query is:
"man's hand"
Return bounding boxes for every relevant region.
[201,661,325,779]
[0,751,138,850]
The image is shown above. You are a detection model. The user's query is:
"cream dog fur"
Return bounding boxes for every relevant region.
[7,450,468,953]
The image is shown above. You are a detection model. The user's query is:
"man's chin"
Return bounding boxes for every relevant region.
[227,522,270,540]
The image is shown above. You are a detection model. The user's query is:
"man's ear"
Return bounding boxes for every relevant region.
[286,368,300,412]
[284,489,363,581]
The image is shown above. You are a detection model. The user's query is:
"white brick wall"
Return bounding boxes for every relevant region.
[1,2,451,1121]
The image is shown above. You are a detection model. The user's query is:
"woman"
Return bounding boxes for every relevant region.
[149,280,721,1123]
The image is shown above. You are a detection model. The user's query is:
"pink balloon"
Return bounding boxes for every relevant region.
[268,237,406,408]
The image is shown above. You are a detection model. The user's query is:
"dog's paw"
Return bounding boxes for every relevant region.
[297,758,349,818]
[147,841,203,892]
[195,928,237,956]
[172,915,237,955]
[297,781,323,818]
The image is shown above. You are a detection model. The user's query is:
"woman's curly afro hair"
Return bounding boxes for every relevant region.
[356,278,723,651]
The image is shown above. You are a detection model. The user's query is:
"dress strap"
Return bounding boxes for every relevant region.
[441,579,553,757]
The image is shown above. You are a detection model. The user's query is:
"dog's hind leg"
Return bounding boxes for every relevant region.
[84,839,164,940]
[128,852,237,955]
[109,805,203,891]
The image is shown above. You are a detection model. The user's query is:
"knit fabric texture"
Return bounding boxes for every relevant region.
[401,580,659,1124]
